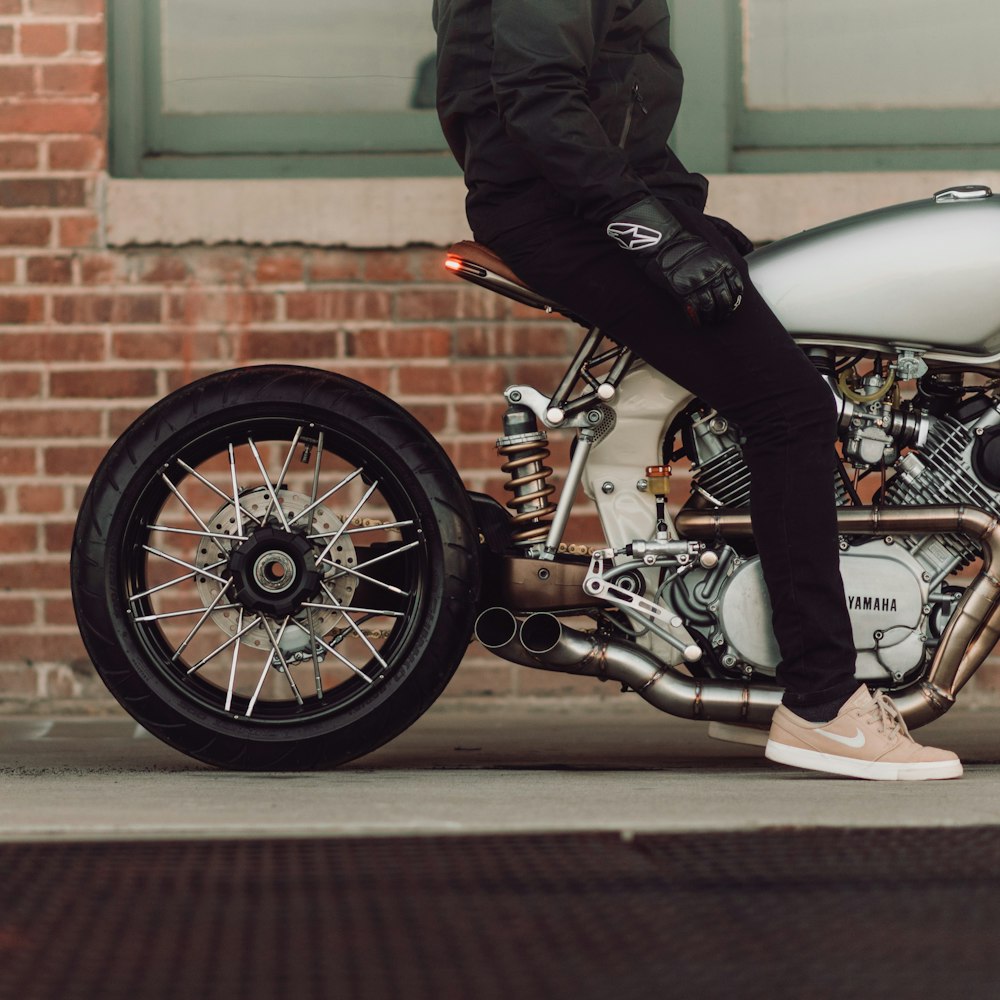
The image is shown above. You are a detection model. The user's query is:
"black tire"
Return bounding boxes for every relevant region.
[71,365,480,770]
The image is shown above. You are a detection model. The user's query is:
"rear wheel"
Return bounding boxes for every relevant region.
[71,366,480,769]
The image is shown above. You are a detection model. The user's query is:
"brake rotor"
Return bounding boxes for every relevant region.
[194,488,357,655]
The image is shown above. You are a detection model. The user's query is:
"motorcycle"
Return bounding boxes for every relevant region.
[70,184,1000,769]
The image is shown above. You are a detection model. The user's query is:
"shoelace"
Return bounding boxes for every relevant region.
[866,690,912,743]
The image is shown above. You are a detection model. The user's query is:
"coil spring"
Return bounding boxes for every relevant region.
[498,439,558,544]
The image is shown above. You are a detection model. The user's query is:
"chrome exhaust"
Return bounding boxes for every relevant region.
[475,504,1000,731]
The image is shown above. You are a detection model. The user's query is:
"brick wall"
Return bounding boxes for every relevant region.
[0,0,625,708]
[2,1,997,712]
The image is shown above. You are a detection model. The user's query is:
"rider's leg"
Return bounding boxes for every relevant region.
[481,206,858,716]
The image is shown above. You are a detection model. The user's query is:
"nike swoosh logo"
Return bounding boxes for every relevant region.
[816,726,866,749]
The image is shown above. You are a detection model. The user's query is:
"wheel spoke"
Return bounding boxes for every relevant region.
[261,426,303,526]
[308,519,415,540]
[160,473,214,535]
[147,525,247,544]
[171,582,234,662]
[315,588,388,670]
[319,561,410,598]
[287,465,363,527]
[248,437,291,531]
[142,545,229,587]
[333,540,420,577]
[129,558,227,602]
[228,444,244,537]
[312,631,375,685]
[306,431,324,532]
[186,614,262,675]
[303,600,404,619]
[177,459,265,528]
[132,603,240,623]
[260,615,303,705]
[306,606,324,700]
[224,608,244,712]
[316,480,379,564]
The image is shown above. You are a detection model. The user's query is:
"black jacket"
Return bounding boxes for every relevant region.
[432,0,708,242]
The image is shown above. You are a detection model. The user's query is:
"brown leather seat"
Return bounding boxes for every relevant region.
[445,240,578,321]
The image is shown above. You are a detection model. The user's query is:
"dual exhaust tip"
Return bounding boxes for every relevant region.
[476,607,563,659]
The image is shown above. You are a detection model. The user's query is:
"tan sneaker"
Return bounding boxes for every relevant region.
[764,685,962,780]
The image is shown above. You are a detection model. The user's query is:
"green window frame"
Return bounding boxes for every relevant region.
[108,0,459,179]
[671,0,1000,175]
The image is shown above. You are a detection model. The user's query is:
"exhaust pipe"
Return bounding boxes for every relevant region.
[475,607,782,725]
[476,504,1000,731]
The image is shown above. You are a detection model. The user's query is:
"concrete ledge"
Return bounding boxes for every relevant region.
[105,171,1000,249]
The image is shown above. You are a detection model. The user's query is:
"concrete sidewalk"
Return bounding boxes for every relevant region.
[2,698,1000,842]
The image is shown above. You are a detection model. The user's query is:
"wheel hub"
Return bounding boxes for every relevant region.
[228,526,320,617]
[194,488,357,654]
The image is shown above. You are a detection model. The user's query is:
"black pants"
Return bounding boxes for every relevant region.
[478,202,858,709]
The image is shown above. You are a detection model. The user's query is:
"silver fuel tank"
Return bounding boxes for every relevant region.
[747,186,1000,363]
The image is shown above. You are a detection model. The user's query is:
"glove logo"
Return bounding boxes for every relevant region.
[607,222,662,252]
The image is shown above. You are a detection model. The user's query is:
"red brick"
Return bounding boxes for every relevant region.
[322,363,392,394]
[0,141,39,171]
[0,524,37,555]
[0,0,23,14]
[0,407,101,437]
[79,253,121,284]
[43,521,74,553]
[53,293,161,325]
[165,289,275,326]
[0,217,51,247]
[43,597,76,627]
[255,254,303,284]
[40,62,106,98]
[511,360,570,389]
[347,326,452,360]
[308,250,362,282]
[0,447,37,475]
[111,330,223,361]
[49,368,156,398]
[0,599,35,627]
[32,0,102,13]
[455,401,508,433]
[0,178,87,208]
[58,214,99,248]
[0,65,34,98]
[43,444,107,476]
[397,362,507,396]
[48,135,104,170]
[74,21,105,54]
[241,330,340,360]
[133,254,189,283]
[16,485,64,514]
[364,251,414,283]
[285,289,391,322]
[0,27,13,55]
[0,632,86,662]
[394,288,461,322]
[453,439,504,470]
[0,295,44,324]
[20,23,69,57]
[0,258,16,283]
[0,370,41,398]
[186,250,246,283]
[405,403,448,434]
[26,254,73,283]
[0,331,103,362]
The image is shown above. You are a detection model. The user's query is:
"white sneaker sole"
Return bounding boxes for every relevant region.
[764,739,963,781]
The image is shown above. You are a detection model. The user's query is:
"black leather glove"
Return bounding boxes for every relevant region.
[606,197,744,326]
[705,214,755,257]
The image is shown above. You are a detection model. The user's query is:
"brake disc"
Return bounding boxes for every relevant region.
[194,487,357,655]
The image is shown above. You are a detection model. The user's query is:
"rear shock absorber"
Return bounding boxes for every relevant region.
[496,404,557,546]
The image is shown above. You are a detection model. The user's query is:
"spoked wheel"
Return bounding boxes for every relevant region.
[71,366,480,769]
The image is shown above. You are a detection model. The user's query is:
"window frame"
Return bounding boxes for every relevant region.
[108,0,457,179]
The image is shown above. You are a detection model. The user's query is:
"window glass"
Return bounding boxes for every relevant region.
[160,0,437,115]
[743,0,1000,110]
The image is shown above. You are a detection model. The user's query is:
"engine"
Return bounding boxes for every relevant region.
[675,360,1000,687]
